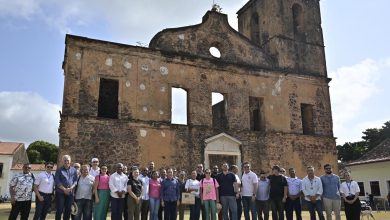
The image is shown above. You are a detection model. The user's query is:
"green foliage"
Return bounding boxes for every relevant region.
[338,121,390,162]
[27,141,58,163]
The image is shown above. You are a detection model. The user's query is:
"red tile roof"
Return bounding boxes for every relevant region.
[0,142,24,155]
[347,138,390,166]
[11,163,57,171]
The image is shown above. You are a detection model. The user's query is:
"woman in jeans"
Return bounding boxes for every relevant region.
[200,169,219,220]
[93,165,110,220]
[149,171,161,220]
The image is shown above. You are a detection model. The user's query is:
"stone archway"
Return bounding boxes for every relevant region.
[204,133,242,175]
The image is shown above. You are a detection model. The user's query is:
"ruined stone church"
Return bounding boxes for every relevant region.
[59,0,337,175]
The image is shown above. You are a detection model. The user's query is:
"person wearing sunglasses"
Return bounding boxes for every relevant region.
[33,162,55,220]
[8,163,34,220]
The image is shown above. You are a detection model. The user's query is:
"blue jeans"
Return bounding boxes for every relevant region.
[149,198,160,220]
[111,197,125,220]
[164,200,177,220]
[220,196,237,220]
[75,199,92,220]
[285,197,302,220]
[55,192,73,220]
[306,200,325,220]
[189,197,201,220]
[242,196,257,220]
[33,193,52,220]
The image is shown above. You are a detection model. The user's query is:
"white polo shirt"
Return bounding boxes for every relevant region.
[35,171,55,194]
[241,171,258,197]
[302,175,323,201]
[340,181,360,197]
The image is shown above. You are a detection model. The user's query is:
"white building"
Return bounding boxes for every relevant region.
[346,138,390,209]
[0,142,29,198]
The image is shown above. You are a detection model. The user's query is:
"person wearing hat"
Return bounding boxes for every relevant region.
[89,158,100,178]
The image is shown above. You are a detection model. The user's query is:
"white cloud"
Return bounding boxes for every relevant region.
[330,58,390,144]
[0,92,60,147]
[0,0,246,42]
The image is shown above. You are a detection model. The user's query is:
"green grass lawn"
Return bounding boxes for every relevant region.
[1,202,389,220]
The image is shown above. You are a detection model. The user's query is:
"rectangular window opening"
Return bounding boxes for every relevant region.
[212,92,228,129]
[358,182,365,196]
[249,97,265,131]
[171,87,188,125]
[98,78,119,119]
[370,181,381,196]
[301,103,314,135]
[0,163,3,178]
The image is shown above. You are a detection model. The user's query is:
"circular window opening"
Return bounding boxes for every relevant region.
[209,47,221,58]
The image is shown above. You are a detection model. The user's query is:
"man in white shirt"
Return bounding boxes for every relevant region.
[286,168,302,220]
[89,158,100,178]
[256,171,270,220]
[74,164,95,220]
[109,163,129,220]
[241,162,258,220]
[33,162,55,220]
[139,167,150,220]
[301,166,325,220]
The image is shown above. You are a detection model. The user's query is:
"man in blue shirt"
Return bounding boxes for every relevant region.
[54,155,78,220]
[161,168,180,220]
[320,164,341,220]
[286,168,302,220]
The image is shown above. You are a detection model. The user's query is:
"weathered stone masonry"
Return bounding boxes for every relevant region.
[59,0,337,177]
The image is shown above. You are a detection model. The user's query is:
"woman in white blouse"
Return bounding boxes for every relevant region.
[340,172,360,220]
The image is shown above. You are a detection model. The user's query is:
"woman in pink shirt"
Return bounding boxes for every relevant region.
[149,171,161,220]
[200,169,219,220]
[93,165,110,220]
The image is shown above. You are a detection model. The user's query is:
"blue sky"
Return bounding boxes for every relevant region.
[0,0,389,146]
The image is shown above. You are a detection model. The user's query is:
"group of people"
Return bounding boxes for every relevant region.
[8,155,362,220]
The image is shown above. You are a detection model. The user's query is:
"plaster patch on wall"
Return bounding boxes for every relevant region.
[141,64,149,72]
[140,129,147,137]
[160,66,169,75]
[270,105,274,110]
[161,131,166,137]
[271,76,284,96]
[139,83,146,90]
[125,81,131,87]
[178,34,185,40]
[160,86,166,92]
[75,52,81,60]
[143,106,148,112]
[124,61,132,69]
[159,110,164,115]
[105,58,113,66]
[261,82,266,89]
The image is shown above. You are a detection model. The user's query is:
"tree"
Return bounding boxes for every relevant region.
[337,141,367,162]
[362,121,390,151]
[338,121,390,162]
[27,141,58,163]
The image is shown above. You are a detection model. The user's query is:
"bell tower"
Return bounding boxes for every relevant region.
[237,0,327,76]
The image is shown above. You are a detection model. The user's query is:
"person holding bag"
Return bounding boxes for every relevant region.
[200,169,220,220]
[93,165,110,220]
[340,172,360,220]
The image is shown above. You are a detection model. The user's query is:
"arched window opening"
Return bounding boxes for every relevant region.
[292,4,304,36]
[250,12,260,45]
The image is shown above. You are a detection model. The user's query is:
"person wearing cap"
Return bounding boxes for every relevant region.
[8,163,34,220]
[55,155,79,220]
[33,162,55,220]
[89,158,100,178]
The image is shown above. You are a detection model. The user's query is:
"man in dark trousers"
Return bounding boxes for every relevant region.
[268,165,288,220]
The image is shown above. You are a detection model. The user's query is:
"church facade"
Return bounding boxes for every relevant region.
[59,0,336,175]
